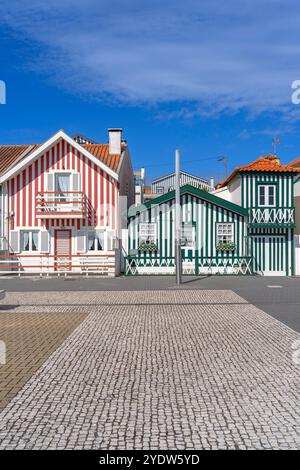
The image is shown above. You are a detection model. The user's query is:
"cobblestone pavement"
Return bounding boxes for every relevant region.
[0,311,88,411]
[0,289,247,307]
[0,290,299,450]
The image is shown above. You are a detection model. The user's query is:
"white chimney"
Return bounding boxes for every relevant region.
[210,177,215,188]
[108,128,122,155]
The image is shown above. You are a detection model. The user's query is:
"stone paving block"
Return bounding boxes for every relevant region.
[0,290,299,449]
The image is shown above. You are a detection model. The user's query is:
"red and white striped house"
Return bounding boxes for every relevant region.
[0,128,134,275]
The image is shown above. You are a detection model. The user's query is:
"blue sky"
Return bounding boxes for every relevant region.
[1,0,300,183]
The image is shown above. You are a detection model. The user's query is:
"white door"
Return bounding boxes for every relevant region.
[295,235,300,275]
[253,235,286,276]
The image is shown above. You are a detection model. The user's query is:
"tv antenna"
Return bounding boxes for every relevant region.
[272,137,280,155]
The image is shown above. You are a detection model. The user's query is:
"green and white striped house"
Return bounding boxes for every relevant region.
[126,185,250,275]
[126,154,300,276]
[215,154,300,276]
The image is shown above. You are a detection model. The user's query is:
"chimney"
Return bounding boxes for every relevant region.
[108,128,122,155]
[210,177,215,188]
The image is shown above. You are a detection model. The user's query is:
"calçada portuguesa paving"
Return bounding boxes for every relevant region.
[0,289,299,450]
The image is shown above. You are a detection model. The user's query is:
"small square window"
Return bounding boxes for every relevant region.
[258,185,276,207]
[216,223,234,244]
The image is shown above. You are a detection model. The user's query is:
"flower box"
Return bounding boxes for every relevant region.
[216,241,236,252]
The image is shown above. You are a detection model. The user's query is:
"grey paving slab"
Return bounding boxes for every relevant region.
[0,290,299,450]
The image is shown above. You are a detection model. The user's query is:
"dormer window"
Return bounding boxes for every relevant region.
[258,184,276,207]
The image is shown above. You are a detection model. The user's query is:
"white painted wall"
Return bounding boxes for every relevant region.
[213,175,241,205]
[294,235,300,275]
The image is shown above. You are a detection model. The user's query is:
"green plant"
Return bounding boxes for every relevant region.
[138,241,158,252]
[216,241,236,252]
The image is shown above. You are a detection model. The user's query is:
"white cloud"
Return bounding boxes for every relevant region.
[1,0,300,115]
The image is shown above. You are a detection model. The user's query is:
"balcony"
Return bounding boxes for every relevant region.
[248,207,295,228]
[36,192,86,219]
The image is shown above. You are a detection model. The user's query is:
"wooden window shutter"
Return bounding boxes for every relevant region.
[40,231,49,253]
[47,173,54,192]
[10,230,20,253]
[72,173,80,192]
[77,230,86,252]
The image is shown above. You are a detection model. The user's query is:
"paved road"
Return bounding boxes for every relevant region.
[0,290,299,450]
[1,275,300,332]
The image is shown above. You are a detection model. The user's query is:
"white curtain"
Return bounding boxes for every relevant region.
[56,175,70,199]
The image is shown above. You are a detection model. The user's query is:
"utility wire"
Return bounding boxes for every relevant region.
[134,156,218,169]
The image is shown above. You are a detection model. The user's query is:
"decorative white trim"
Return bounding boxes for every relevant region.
[0,130,119,184]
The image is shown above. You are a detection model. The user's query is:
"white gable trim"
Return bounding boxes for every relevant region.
[0,130,119,183]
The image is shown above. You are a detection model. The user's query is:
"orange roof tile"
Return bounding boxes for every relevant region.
[216,154,300,188]
[0,144,40,174]
[81,143,122,172]
[0,141,124,175]
[288,156,300,168]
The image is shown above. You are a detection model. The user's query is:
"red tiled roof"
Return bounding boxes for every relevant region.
[0,141,123,175]
[81,143,122,172]
[0,144,40,174]
[216,154,300,188]
[288,156,300,168]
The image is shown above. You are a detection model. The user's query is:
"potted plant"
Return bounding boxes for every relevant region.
[216,241,236,252]
[138,241,158,253]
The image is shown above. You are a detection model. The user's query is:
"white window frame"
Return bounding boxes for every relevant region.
[20,230,40,253]
[258,184,276,207]
[54,172,72,192]
[47,170,81,191]
[156,187,164,194]
[87,230,105,252]
[139,223,157,243]
[216,223,234,244]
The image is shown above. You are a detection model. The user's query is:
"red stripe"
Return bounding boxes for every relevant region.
[28,165,32,227]
[106,174,110,227]
[82,155,86,227]
[41,157,44,193]
[59,141,62,170]
[112,180,115,229]
[22,170,26,227]
[34,160,39,226]
[16,174,20,227]
[68,143,71,170]
[100,169,104,225]
[94,165,98,226]
[88,159,92,225]
[10,179,15,230]
[72,146,75,170]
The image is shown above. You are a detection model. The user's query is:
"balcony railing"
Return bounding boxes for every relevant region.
[36,191,85,218]
[248,207,295,227]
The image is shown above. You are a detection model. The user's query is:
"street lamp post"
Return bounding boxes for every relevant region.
[175,149,182,285]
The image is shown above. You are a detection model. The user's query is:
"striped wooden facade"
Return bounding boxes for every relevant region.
[7,139,118,232]
[152,171,211,195]
[127,186,250,275]
[241,173,295,276]
[0,132,126,275]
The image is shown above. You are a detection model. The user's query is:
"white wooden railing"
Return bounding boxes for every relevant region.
[249,207,295,226]
[36,191,85,218]
[125,256,252,276]
[0,253,117,276]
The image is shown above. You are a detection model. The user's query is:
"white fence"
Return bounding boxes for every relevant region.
[0,252,118,277]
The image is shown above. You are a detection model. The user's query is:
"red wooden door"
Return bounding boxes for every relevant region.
[54,229,72,271]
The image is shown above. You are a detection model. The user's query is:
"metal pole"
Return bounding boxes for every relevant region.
[175,149,182,285]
